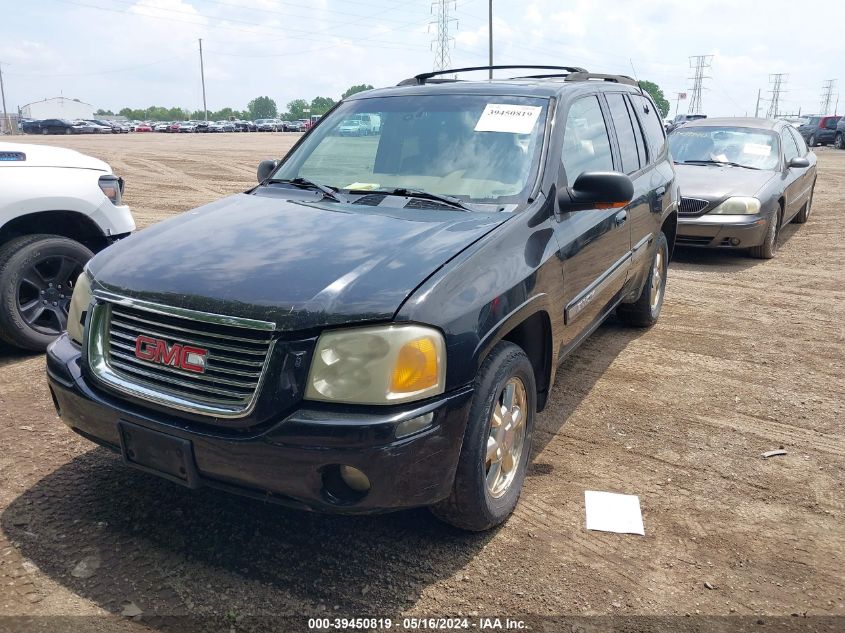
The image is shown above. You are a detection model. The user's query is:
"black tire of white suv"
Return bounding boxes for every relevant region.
[0,235,93,351]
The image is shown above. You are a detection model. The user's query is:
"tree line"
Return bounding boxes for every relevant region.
[94,81,671,122]
[96,84,375,122]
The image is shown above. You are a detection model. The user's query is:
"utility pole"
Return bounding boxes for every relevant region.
[198,38,208,121]
[430,0,457,72]
[766,73,787,119]
[687,55,712,115]
[0,61,12,135]
[819,79,836,115]
[755,88,761,118]
[488,0,493,78]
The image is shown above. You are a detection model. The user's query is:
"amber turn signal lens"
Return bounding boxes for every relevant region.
[390,337,439,394]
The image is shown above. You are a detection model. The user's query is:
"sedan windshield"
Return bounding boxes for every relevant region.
[669,126,780,170]
[271,94,550,203]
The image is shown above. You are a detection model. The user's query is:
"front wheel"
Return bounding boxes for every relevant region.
[808,134,816,147]
[430,341,536,531]
[617,232,669,327]
[0,235,93,351]
[749,209,780,259]
[793,183,814,224]
[834,134,844,150]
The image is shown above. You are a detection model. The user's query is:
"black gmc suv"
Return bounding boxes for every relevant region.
[46,66,679,531]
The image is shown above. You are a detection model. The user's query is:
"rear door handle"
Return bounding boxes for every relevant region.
[615,210,628,226]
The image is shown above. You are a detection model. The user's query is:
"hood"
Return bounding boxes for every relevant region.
[0,142,110,171]
[89,189,509,329]
[674,163,776,200]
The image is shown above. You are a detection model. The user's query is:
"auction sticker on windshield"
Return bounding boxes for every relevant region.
[474,104,542,134]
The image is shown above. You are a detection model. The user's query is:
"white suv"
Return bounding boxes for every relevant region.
[0,142,135,350]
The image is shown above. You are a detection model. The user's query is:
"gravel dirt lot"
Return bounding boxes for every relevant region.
[1,134,843,631]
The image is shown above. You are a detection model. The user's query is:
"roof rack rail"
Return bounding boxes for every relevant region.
[564,72,639,87]
[398,65,588,86]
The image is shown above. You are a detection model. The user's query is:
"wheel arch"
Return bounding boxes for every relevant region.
[0,211,109,253]
[661,210,677,260]
[473,299,554,413]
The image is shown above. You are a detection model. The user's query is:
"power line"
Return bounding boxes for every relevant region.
[819,79,836,115]
[766,73,787,119]
[687,55,712,115]
[431,0,458,71]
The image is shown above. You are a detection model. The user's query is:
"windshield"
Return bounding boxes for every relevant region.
[271,94,549,203]
[669,126,780,170]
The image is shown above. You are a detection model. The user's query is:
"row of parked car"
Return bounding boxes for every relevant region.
[665,113,845,150]
[20,118,132,135]
[19,118,313,135]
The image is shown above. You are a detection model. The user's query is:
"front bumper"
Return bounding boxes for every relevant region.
[46,334,473,514]
[676,214,769,248]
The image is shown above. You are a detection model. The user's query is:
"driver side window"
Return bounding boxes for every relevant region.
[782,130,800,162]
[562,96,614,185]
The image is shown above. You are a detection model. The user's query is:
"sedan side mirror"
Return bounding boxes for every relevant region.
[558,171,634,211]
[257,159,278,183]
[788,157,810,169]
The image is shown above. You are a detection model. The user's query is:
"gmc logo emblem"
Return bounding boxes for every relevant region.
[134,335,208,374]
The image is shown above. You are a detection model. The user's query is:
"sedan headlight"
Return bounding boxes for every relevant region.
[98,174,124,205]
[708,197,761,215]
[66,270,93,345]
[305,324,446,405]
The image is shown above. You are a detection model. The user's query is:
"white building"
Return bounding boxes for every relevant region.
[21,97,95,120]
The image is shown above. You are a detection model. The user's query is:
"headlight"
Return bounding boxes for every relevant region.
[66,270,93,345]
[708,197,761,215]
[98,174,124,205]
[305,324,446,405]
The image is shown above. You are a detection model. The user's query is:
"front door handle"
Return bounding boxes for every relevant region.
[615,210,628,226]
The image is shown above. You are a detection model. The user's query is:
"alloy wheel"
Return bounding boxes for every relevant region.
[16,255,83,336]
[650,247,665,311]
[485,377,528,498]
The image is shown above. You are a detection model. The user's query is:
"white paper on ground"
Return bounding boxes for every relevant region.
[474,104,542,134]
[584,490,645,535]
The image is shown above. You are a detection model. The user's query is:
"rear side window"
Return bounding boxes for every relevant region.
[606,93,641,174]
[782,129,800,162]
[632,94,668,159]
[562,96,614,184]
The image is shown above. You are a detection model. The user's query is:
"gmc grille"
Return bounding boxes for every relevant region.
[679,197,711,216]
[87,295,275,418]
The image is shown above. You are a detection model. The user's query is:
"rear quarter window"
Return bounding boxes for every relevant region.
[631,94,667,161]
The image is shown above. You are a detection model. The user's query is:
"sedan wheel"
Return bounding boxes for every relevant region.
[808,134,816,147]
[835,134,844,150]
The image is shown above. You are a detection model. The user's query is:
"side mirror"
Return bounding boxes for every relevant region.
[558,171,634,211]
[788,157,810,169]
[257,159,278,183]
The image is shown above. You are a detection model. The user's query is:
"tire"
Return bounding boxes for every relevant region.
[617,232,669,328]
[41,128,48,135]
[808,134,816,147]
[835,134,844,150]
[430,341,536,531]
[793,183,814,224]
[0,235,94,351]
[749,208,780,259]
[64,128,71,135]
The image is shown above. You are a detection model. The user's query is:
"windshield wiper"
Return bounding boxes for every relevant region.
[677,159,760,170]
[269,177,341,202]
[359,187,470,211]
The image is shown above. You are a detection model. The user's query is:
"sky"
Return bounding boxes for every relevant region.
[1,0,842,119]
